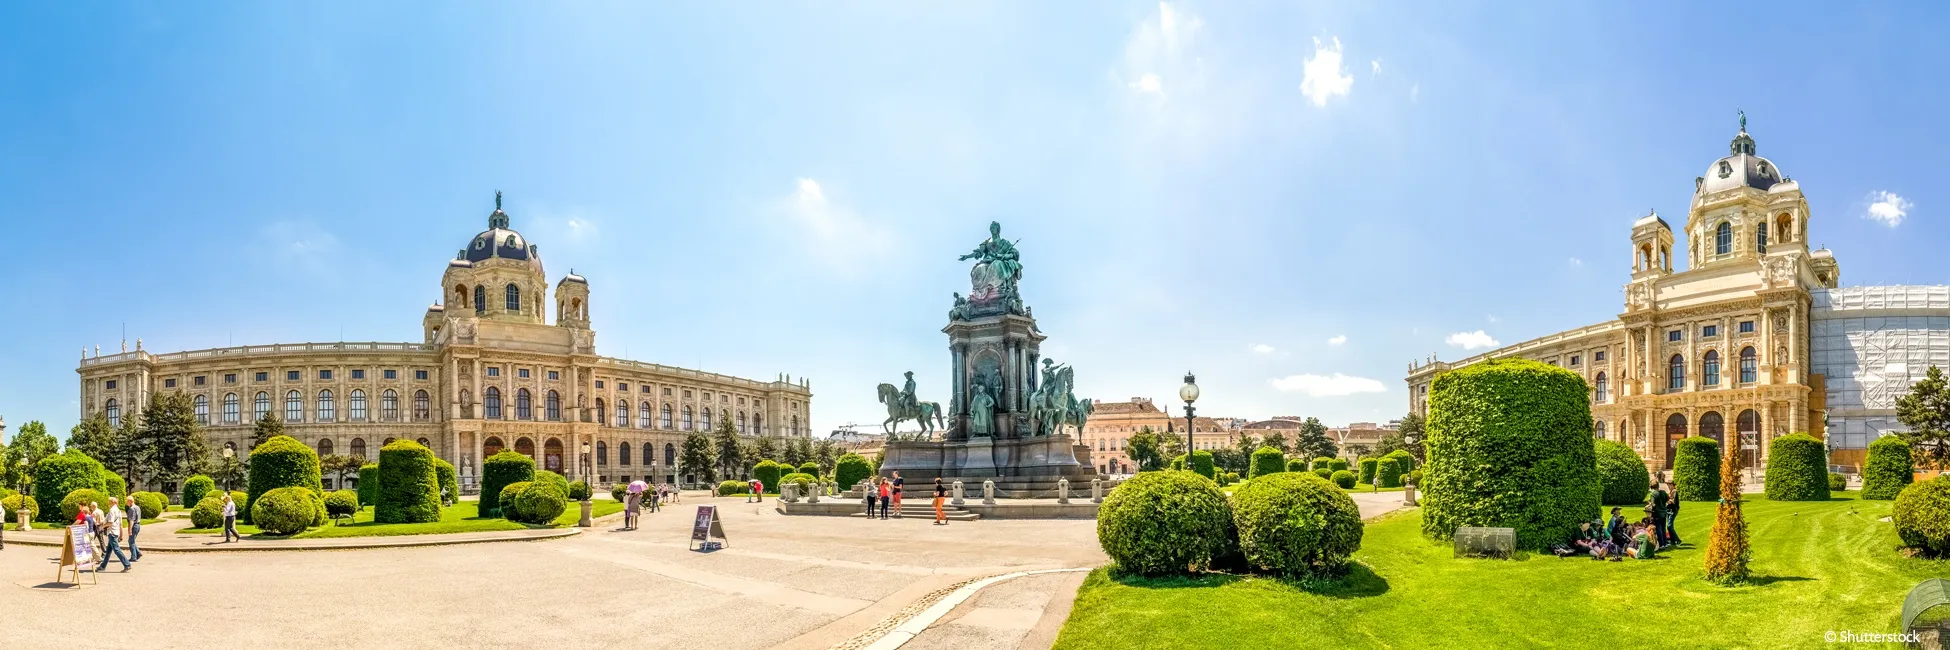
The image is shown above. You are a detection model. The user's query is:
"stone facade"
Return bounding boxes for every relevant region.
[1079,397,1233,475]
[77,199,813,492]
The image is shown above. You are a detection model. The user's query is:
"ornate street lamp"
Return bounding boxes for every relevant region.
[221,446,236,491]
[1179,372,1199,467]
[578,441,594,527]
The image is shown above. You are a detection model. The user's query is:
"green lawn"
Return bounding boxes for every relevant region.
[1056,491,1948,649]
[1222,481,1403,495]
[179,500,624,539]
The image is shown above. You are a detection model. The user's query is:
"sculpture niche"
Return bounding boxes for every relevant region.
[877,371,945,440]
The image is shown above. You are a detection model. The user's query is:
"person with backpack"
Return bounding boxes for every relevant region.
[932,478,948,526]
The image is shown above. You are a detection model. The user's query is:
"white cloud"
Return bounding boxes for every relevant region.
[1300,37,1353,106]
[1446,330,1500,350]
[1370,59,1381,75]
[781,178,889,268]
[1410,83,1420,102]
[1269,373,1386,397]
[1327,335,1347,346]
[1130,73,1163,94]
[1121,3,1202,98]
[1866,190,1911,227]
[1569,257,1583,266]
[1251,343,1276,355]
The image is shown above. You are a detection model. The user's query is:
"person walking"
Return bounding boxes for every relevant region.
[892,471,905,516]
[96,497,131,572]
[1648,482,1671,550]
[220,493,241,543]
[877,479,892,520]
[124,497,144,562]
[1663,482,1682,547]
[932,478,947,526]
[89,501,107,551]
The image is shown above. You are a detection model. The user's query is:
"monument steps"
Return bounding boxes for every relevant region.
[849,504,982,521]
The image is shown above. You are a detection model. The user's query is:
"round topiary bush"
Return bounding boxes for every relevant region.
[567,480,592,501]
[1310,457,1332,471]
[376,440,441,524]
[246,435,323,524]
[534,470,570,497]
[1231,472,1364,576]
[34,450,108,523]
[717,480,749,496]
[131,492,166,519]
[324,490,360,519]
[3,494,40,522]
[1096,470,1232,576]
[1764,433,1829,502]
[1330,469,1356,489]
[434,458,459,505]
[101,470,127,498]
[356,463,381,506]
[250,486,318,535]
[59,488,109,523]
[1863,436,1913,500]
[190,496,225,529]
[228,490,247,507]
[1184,451,1216,480]
[182,475,215,510]
[609,483,630,503]
[1285,458,1308,473]
[834,453,873,492]
[511,482,568,525]
[1384,450,1415,473]
[1329,458,1350,473]
[498,481,533,517]
[1421,358,1600,549]
[752,460,784,493]
[1895,477,1950,556]
[1671,436,1720,502]
[1405,469,1424,487]
[1829,472,1848,491]
[1595,439,1651,506]
[780,472,816,493]
[798,461,820,477]
[1358,458,1377,485]
[480,451,536,518]
[1250,447,1285,479]
[1312,468,1333,480]
[1375,457,1403,488]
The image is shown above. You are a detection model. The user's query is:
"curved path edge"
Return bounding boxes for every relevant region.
[853,568,1093,650]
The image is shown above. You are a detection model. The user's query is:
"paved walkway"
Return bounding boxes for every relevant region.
[5,513,588,551]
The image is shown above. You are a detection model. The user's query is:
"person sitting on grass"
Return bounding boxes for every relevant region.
[1605,508,1629,562]
[1627,519,1658,559]
[1571,521,1602,558]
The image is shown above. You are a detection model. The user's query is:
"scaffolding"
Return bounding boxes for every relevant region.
[1811,286,1950,451]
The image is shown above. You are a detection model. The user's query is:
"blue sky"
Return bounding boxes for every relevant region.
[3,2,1947,441]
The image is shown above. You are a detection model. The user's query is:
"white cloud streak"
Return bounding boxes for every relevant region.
[1866,190,1911,227]
[1327,335,1347,346]
[1251,343,1276,355]
[1269,373,1386,397]
[1300,37,1353,106]
[1446,330,1500,350]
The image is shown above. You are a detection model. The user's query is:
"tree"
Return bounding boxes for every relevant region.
[1702,428,1752,585]
[712,420,745,480]
[3,420,60,492]
[1160,432,1185,462]
[1232,433,1259,464]
[321,454,363,488]
[814,439,839,474]
[212,455,247,491]
[252,410,286,450]
[132,391,210,486]
[781,437,811,467]
[1375,412,1427,462]
[755,435,780,463]
[1293,417,1338,460]
[1261,431,1290,455]
[679,432,716,484]
[1211,447,1247,475]
[1345,444,1372,460]
[1126,427,1166,471]
[65,411,118,462]
[1897,366,1950,465]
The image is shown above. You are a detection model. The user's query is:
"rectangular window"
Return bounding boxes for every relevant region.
[1569,355,1580,366]
[642,385,651,394]
[1739,321,1755,333]
[664,387,673,396]
[518,368,531,379]
[319,370,333,380]
[548,371,560,381]
[1702,325,1719,338]
[164,378,177,388]
[1667,330,1683,342]
[224,373,237,384]
[486,367,500,377]
[619,382,629,392]
[384,369,398,380]
[106,379,118,390]
[287,370,301,381]
[684,390,694,399]
[595,380,605,389]
[351,369,365,380]
[256,372,269,382]
[194,376,207,386]
[1594,351,1606,362]
[415,370,428,380]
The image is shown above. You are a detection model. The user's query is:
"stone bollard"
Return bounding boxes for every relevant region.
[1058,478,1070,504]
[782,483,799,503]
[1091,478,1103,504]
[952,480,965,506]
[982,480,996,505]
[1403,483,1418,507]
[807,482,820,504]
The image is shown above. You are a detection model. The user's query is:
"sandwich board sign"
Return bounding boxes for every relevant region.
[689,505,727,551]
[58,524,98,585]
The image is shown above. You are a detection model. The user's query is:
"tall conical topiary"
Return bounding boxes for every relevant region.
[1702,436,1751,586]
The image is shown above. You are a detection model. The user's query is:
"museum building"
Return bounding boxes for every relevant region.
[1405,121,1949,471]
[76,197,814,493]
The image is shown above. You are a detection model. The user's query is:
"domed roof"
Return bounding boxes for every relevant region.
[559,270,587,285]
[1699,127,1785,194]
[460,193,541,265]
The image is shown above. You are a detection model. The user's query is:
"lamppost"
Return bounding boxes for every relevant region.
[221,446,236,491]
[578,441,594,527]
[1179,372,1199,467]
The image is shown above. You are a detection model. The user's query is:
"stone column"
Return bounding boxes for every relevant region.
[1091,478,1102,503]
[982,480,995,505]
[952,480,964,506]
[1057,478,1069,504]
[808,482,820,504]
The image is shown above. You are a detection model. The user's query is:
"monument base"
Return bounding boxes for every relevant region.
[877,434,1103,498]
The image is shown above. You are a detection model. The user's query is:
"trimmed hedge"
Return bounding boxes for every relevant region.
[1178,451,1217,480]
[434,458,459,505]
[324,490,360,518]
[1329,458,1349,472]
[1096,470,1232,576]
[247,435,323,524]
[499,481,534,515]
[1330,469,1356,489]
[511,482,568,524]
[480,451,536,518]
[1894,477,1950,556]
[251,486,319,535]
[1828,472,1847,491]
[1595,439,1651,506]
[1672,437,1720,502]
[1311,457,1334,471]
[568,480,592,501]
[1376,457,1403,488]
[835,453,873,492]
[1358,458,1377,485]
[1420,358,1599,549]
[1863,436,1913,500]
[1764,433,1829,502]
[60,489,108,523]
[797,461,820,477]
[102,470,128,498]
[131,491,166,518]
[191,496,225,529]
[1405,469,1424,487]
[610,483,630,503]
[3,494,40,522]
[1384,450,1415,473]
[1231,472,1364,576]
[1250,447,1285,479]
[34,450,108,523]
[1312,468,1333,480]
[717,480,750,496]
[1285,459,1308,473]
[356,464,380,506]
[182,475,215,510]
[376,440,441,524]
[534,470,570,497]
[780,472,817,493]
[753,460,784,493]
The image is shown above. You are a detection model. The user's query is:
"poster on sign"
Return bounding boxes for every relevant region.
[689,505,727,550]
[57,524,98,585]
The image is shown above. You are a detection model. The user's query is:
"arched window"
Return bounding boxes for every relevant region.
[683,406,694,431]
[223,393,240,424]
[106,398,120,428]
[664,443,675,466]
[1668,355,1686,391]
[1594,420,1607,440]
[615,401,630,428]
[516,388,532,420]
[515,437,535,458]
[1702,350,1721,387]
[702,408,713,430]
[255,392,271,420]
[1699,411,1726,446]
[349,438,367,459]
[754,413,763,435]
[739,411,748,434]
[594,398,606,425]
[1714,221,1732,256]
[1664,413,1688,469]
[194,394,210,425]
[546,391,561,421]
[317,438,334,455]
[640,402,652,428]
[1594,372,1608,402]
[596,441,608,466]
[286,390,303,422]
[506,283,521,313]
[1739,347,1757,383]
[482,436,503,457]
[662,404,674,429]
[350,389,368,421]
[475,285,486,314]
[791,416,800,437]
[484,387,502,419]
[417,437,429,449]
[414,390,431,421]
[381,390,399,421]
[318,389,336,421]
[619,441,632,466]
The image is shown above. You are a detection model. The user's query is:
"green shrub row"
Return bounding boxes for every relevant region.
[1098,469,1363,578]
[480,451,536,518]
[1420,358,1599,549]
[1764,433,1829,502]
[1595,439,1651,505]
[1863,436,1913,500]
[376,440,441,524]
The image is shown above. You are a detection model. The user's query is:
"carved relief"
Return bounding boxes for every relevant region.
[1626,282,1651,311]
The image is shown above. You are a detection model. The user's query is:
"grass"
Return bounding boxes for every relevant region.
[1055,491,1948,649]
[178,500,625,539]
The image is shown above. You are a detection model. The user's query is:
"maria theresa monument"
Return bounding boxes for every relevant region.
[876,222,1103,495]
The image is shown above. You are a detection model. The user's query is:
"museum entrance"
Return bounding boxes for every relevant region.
[544,438,564,473]
[1664,413,1688,470]
[1737,409,1760,469]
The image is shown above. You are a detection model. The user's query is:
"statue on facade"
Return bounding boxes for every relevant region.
[876,371,944,439]
[967,374,996,438]
[957,221,1028,317]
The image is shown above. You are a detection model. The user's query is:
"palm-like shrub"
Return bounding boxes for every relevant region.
[376,440,441,524]
[1672,437,1720,502]
[34,450,108,523]
[1595,439,1651,505]
[1249,447,1285,479]
[1764,433,1829,502]
[480,451,536,518]
[246,435,323,523]
[1862,436,1913,500]
[251,486,320,535]
[1420,358,1599,549]
[1096,470,1232,576]
[1231,472,1363,576]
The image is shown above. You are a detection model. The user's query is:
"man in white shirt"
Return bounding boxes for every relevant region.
[221,494,240,543]
[96,497,131,572]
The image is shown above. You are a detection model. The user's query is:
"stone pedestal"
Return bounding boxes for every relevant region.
[577,500,593,527]
[878,434,1101,498]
